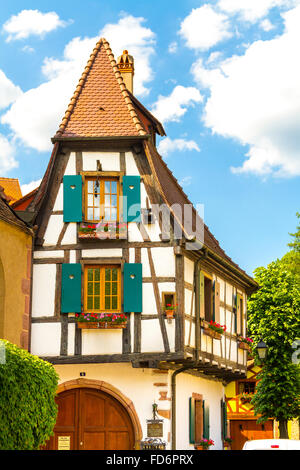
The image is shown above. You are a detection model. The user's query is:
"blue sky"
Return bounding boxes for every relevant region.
[0,0,299,276]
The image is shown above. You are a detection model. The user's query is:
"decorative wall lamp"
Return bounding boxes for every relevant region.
[256,339,268,362]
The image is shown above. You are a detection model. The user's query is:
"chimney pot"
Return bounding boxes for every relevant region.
[117,50,134,93]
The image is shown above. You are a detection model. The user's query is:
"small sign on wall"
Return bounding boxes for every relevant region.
[58,436,71,450]
[147,420,163,438]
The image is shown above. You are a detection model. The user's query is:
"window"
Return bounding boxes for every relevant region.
[238,381,256,395]
[194,399,203,443]
[84,265,121,312]
[204,276,213,322]
[85,177,119,223]
[162,292,176,311]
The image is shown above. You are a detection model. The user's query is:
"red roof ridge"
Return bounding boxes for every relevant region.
[55,37,146,138]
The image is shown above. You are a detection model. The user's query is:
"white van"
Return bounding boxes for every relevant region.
[243,439,300,450]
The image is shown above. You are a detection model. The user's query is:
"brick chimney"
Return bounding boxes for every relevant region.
[117,50,134,93]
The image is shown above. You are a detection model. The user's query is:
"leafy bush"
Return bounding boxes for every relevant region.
[0,340,58,450]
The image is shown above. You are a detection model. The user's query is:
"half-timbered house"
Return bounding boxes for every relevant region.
[26,38,258,450]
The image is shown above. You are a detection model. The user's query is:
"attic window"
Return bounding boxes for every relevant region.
[85,177,119,222]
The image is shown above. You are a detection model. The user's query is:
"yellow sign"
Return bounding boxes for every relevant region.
[58,436,71,450]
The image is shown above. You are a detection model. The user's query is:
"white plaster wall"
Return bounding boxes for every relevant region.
[31,323,61,356]
[141,248,151,277]
[141,319,164,352]
[69,250,77,263]
[34,250,64,259]
[125,151,139,175]
[129,247,135,263]
[219,278,225,303]
[151,247,175,277]
[143,221,161,242]
[184,257,194,285]
[158,282,176,298]
[176,373,224,450]
[82,152,120,172]
[142,283,157,315]
[61,223,77,245]
[64,152,76,175]
[32,264,56,317]
[53,184,63,211]
[81,248,122,258]
[82,330,123,355]
[43,215,64,246]
[184,288,194,316]
[68,323,75,356]
[165,319,175,352]
[128,223,144,242]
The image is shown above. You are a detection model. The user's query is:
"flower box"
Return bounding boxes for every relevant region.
[238,341,250,351]
[240,393,253,404]
[203,327,222,340]
[76,312,128,329]
[77,322,127,329]
[237,336,253,351]
[78,221,127,240]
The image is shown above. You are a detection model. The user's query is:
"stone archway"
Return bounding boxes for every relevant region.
[48,378,142,450]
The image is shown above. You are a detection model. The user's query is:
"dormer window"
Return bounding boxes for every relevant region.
[85,177,119,223]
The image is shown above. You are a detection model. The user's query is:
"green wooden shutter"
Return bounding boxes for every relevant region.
[63,175,82,222]
[123,176,141,222]
[189,397,195,444]
[233,292,237,333]
[123,263,142,312]
[199,271,205,319]
[221,399,228,440]
[214,281,220,323]
[236,293,242,335]
[61,263,82,313]
[203,400,210,439]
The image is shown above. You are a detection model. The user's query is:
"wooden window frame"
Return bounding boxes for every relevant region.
[204,274,213,322]
[81,172,123,224]
[83,265,122,313]
[161,292,176,311]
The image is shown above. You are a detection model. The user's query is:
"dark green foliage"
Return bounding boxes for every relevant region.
[0,340,58,450]
[248,260,300,426]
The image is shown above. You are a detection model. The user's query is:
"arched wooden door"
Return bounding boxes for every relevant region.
[45,388,135,450]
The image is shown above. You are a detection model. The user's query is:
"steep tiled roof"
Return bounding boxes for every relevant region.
[11,187,39,211]
[144,140,256,286]
[0,186,32,234]
[54,38,147,139]
[0,177,22,204]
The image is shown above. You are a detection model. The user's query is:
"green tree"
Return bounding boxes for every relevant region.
[0,340,58,450]
[281,212,300,281]
[248,260,300,438]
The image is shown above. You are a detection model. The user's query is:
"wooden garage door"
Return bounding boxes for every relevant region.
[44,388,135,450]
[230,419,273,450]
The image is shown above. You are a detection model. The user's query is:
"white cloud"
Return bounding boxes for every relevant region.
[0,70,22,110]
[151,85,203,123]
[21,178,41,195]
[1,15,156,152]
[0,135,18,174]
[192,5,300,177]
[260,18,275,31]
[179,176,192,187]
[100,14,156,96]
[168,41,178,53]
[179,5,232,51]
[217,0,298,22]
[2,9,69,42]
[21,45,35,53]
[157,137,200,156]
